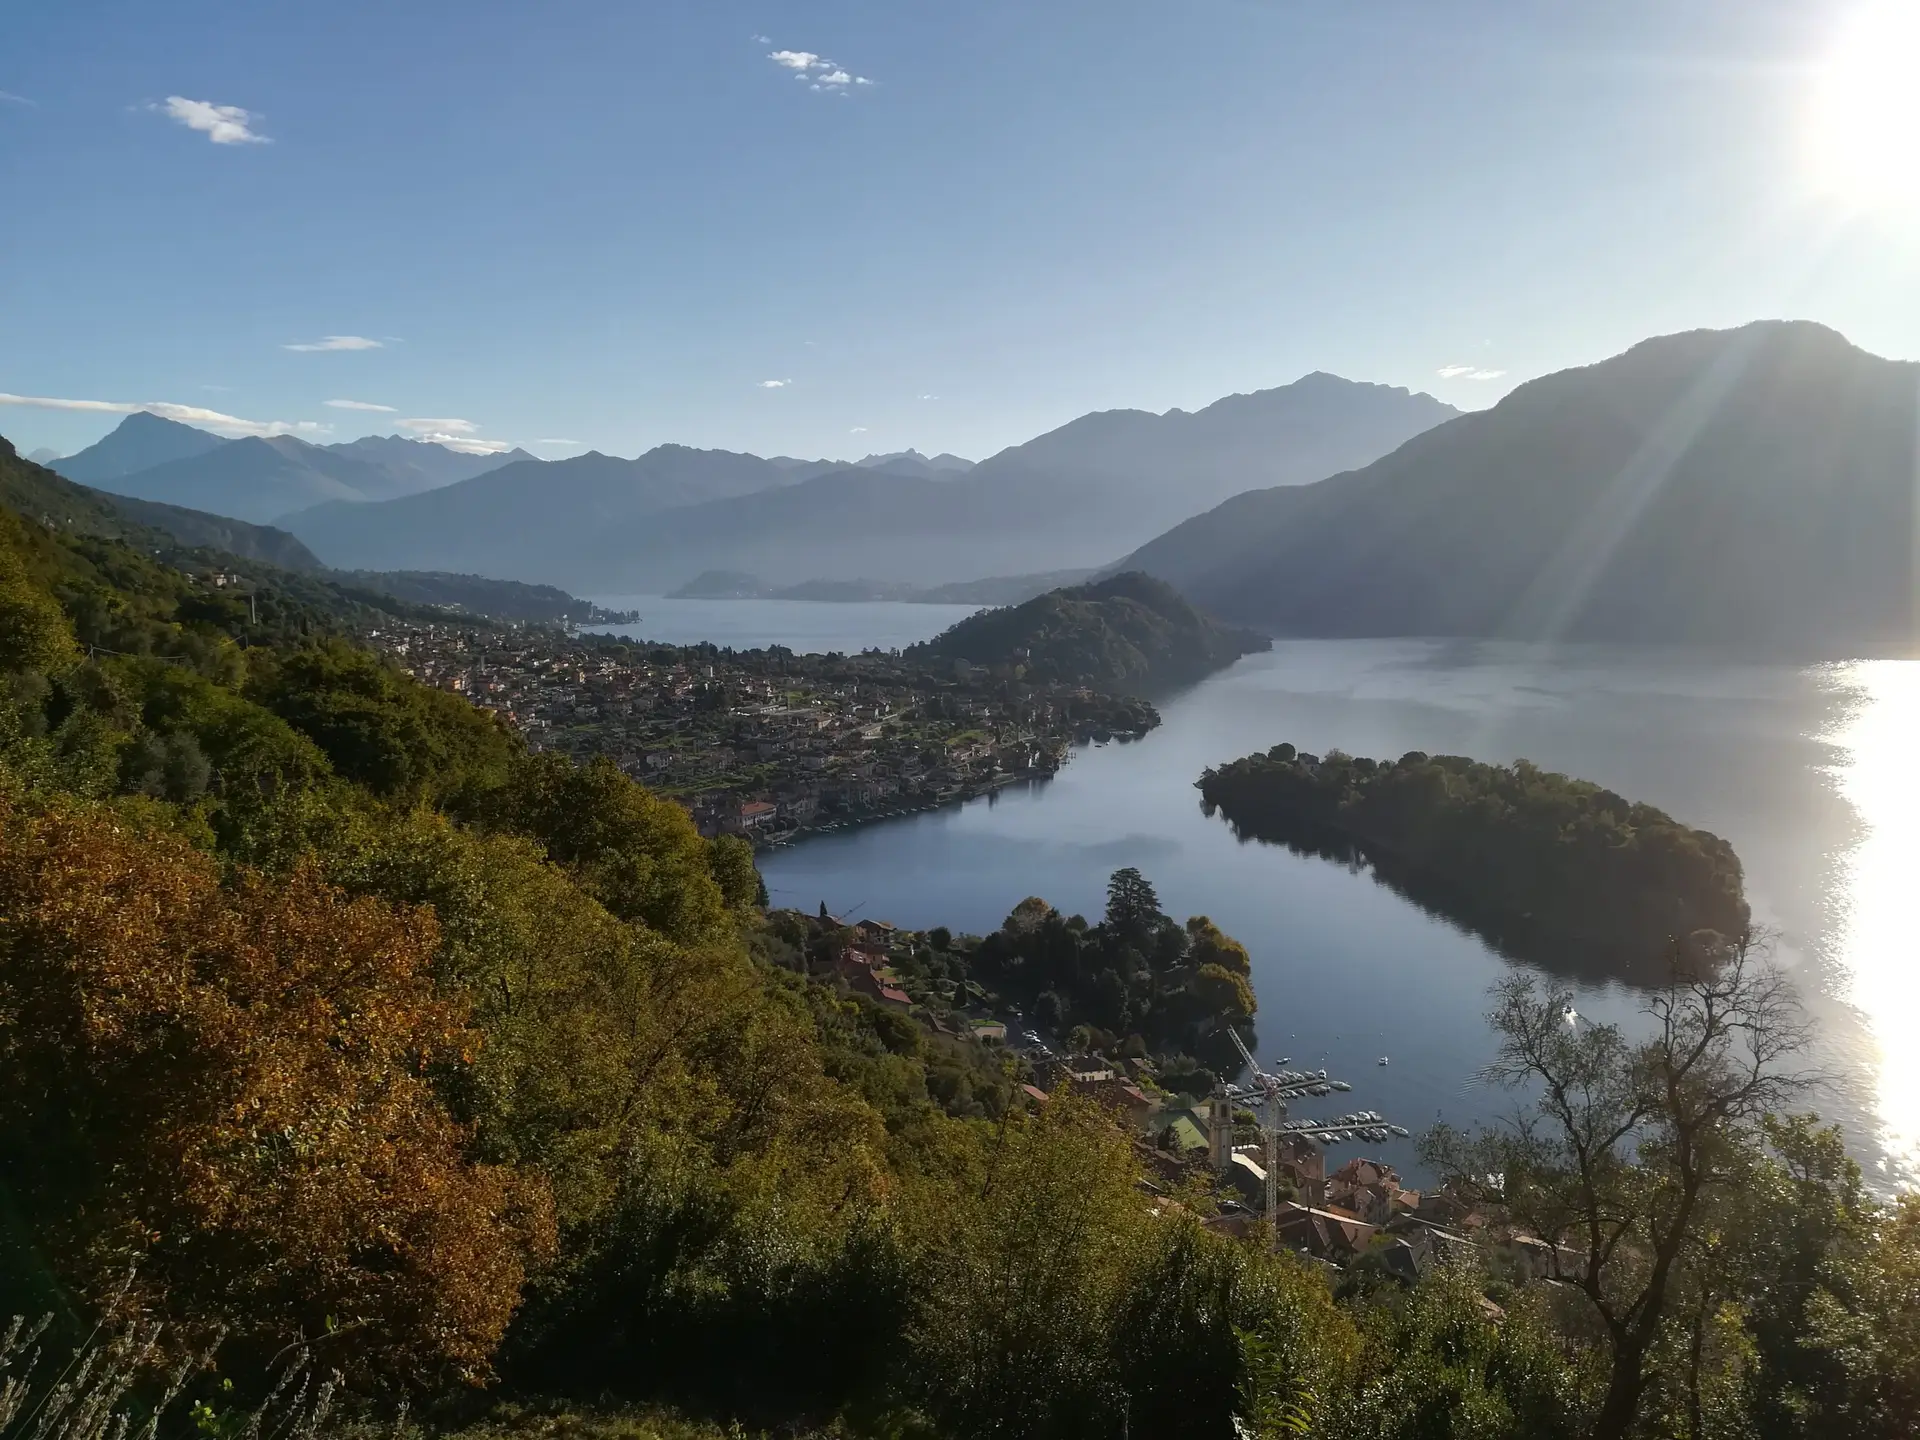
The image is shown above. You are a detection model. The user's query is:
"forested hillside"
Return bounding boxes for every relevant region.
[907,571,1269,693]
[0,428,1915,1440]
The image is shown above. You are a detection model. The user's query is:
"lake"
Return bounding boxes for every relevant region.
[600,602,1919,1190]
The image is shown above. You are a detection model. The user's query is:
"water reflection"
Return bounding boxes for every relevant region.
[756,635,1916,1187]
[1824,660,1920,1181]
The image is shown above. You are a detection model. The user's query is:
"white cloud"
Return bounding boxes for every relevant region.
[1437,364,1508,381]
[766,48,873,91]
[751,34,771,45]
[849,426,869,434]
[158,95,268,145]
[394,416,513,454]
[0,392,320,438]
[396,417,479,435]
[0,91,35,107]
[536,438,584,447]
[759,378,792,389]
[1468,368,1507,380]
[284,334,383,352]
[917,393,938,401]
[324,398,397,412]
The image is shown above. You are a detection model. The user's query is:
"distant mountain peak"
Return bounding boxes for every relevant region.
[854,449,976,476]
[52,410,227,484]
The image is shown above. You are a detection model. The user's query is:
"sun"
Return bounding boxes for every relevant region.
[1806,1,1920,211]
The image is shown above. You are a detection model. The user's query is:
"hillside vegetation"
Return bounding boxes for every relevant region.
[0,427,1915,1440]
[906,572,1269,693]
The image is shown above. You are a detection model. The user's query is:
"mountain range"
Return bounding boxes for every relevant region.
[1121,320,1920,648]
[52,413,537,523]
[279,373,1456,588]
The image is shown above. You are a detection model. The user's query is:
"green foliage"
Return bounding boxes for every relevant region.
[906,571,1268,694]
[971,868,1256,1072]
[466,753,733,945]
[0,535,79,676]
[706,832,765,910]
[1200,745,1750,978]
[249,641,521,802]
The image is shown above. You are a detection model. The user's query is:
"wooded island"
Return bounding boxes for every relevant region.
[1197,744,1749,976]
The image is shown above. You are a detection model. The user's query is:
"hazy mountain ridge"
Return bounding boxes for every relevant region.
[286,444,816,575]
[1122,321,1920,648]
[284,373,1453,588]
[56,414,535,522]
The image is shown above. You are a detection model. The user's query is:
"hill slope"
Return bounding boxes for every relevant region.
[96,493,326,570]
[1122,321,1920,648]
[905,571,1269,692]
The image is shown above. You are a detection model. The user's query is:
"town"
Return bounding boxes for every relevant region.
[777,905,1571,1302]
[364,617,1161,841]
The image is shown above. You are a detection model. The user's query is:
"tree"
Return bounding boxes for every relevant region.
[248,640,519,802]
[707,832,763,911]
[1424,939,1813,1440]
[0,544,78,676]
[1104,867,1161,939]
[469,753,731,945]
[0,787,552,1388]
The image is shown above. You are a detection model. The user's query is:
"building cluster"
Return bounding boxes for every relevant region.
[364,619,1152,842]
[788,904,1582,1296]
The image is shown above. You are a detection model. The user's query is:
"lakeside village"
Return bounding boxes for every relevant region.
[365,616,1160,842]
[775,905,1577,1295]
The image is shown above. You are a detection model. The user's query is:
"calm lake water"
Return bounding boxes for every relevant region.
[600,602,1920,1190]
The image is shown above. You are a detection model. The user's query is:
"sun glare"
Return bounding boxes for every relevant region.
[1807,2,1920,210]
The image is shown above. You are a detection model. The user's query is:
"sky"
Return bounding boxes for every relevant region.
[4,0,1919,463]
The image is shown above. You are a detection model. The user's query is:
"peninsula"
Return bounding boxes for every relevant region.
[368,617,1158,844]
[906,571,1270,694]
[1197,744,1750,977]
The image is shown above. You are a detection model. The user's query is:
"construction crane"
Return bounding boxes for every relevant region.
[1223,1027,1409,1223]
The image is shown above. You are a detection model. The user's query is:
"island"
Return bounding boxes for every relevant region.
[904,570,1270,694]
[1197,744,1750,979]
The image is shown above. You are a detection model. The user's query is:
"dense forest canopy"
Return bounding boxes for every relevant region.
[1198,743,1749,982]
[0,429,1914,1440]
[906,571,1269,694]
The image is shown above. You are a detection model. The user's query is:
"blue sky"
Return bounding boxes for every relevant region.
[3,0,1917,462]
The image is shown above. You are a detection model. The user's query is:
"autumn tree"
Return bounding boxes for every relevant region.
[0,787,552,1389]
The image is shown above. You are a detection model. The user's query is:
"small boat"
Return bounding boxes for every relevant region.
[1377,1056,1390,1066]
